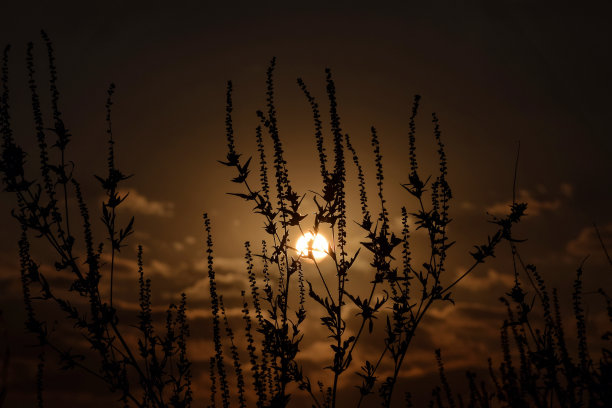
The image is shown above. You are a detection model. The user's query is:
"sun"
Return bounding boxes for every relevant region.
[296,232,328,261]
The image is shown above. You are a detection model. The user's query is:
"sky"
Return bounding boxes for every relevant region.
[1,1,611,407]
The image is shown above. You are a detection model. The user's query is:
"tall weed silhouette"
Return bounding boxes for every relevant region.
[426,228,612,407]
[218,58,526,407]
[1,34,192,407]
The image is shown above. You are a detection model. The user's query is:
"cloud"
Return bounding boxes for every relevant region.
[186,339,216,362]
[566,223,612,258]
[117,189,174,217]
[184,272,248,301]
[174,235,199,252]
[183,256,252,301]
[193,256,247,274]
[453,267,515,292]
[184,278,210,301]
[460,201,476,211]
[0,253,18,279]
[486,189,561,216]
[417,302,508,372]
[560,182,574,198]
[149,259,173,277]
[99,253,139,277]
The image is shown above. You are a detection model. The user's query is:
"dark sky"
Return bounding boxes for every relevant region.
[1,1,611,407]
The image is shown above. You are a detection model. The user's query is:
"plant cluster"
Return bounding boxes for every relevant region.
[0,34,192,407]
[425,240,612,408]
[216,58,526,407]
[4,34,607,408]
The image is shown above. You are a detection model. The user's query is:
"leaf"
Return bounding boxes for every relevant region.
[228,192,258,201]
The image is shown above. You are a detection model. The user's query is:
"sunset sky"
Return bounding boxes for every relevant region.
[1,1,611,407]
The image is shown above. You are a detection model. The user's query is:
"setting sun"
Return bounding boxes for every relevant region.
[296,232,328,260]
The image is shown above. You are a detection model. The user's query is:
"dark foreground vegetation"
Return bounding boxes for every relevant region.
[0,33,610,407]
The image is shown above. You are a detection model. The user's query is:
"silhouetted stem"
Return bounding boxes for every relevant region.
[594,223,612,267]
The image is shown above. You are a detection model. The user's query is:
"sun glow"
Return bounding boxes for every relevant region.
[296,232,328,261]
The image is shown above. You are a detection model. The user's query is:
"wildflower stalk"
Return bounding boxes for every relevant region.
[2,36,192,407]
[204,214,230,408]
[223,64,527,408]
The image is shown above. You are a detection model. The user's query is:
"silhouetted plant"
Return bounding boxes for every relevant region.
[1,33,192,407]
[426,229,612,408]
[13,33,608,408]
[219,58,526,408]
